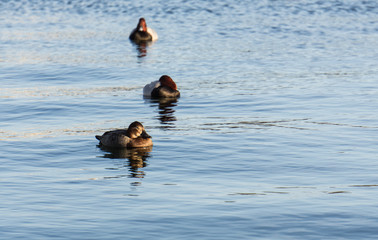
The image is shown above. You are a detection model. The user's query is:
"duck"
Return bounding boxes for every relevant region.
[143,75,180,98]
[129,18,158,43]
[96,121,152,148]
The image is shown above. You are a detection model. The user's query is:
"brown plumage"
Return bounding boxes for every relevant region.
[96,121,152,148]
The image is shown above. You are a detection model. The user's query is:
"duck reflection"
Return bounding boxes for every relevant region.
[99,145,152,178]
[134,42,149,58]
[145,98,178,129]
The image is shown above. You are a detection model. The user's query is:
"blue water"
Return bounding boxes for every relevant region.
[1,0,378,239]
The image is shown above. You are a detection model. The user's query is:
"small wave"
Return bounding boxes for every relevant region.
[0,128,96,140]
[227,184,378,198]
[0,86,139,99]
[309,121,378,129]
[159,117,312,134]
[0,120,122,141]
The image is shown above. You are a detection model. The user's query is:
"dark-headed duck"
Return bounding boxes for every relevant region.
[129,18,158,43]
[143,75,180,98]
[96,121,152,148]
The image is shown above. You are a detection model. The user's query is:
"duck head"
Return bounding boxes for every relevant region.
[127,121,151,139]
[159,75,177,91]
[137,18,148,32]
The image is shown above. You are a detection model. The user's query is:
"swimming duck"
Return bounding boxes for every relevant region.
[129,18,158,43]
[143,75,180,98]
[96,121,152,148]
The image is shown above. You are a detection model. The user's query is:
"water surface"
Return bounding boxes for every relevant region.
[1,0,378,239]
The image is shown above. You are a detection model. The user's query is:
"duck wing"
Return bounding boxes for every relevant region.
[96,129,130,148]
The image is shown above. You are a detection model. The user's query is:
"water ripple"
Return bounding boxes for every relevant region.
[0,86,139,98]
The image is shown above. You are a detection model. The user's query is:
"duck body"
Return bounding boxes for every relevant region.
[96,121,152,148]
[143,75,180,98]
[143,80,160,96]
[129,18,158,43]
[96,129,132,148]
[129,30,153,42]
[151,86,181,98]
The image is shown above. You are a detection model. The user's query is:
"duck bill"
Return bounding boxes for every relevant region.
[141,130,151,138]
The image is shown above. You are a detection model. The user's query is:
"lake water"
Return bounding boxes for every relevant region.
[1,0,378,239]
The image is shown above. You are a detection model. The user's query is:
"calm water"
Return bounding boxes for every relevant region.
[1,0,378,239]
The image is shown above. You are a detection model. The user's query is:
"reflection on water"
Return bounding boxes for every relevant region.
[99,145,152,178]
[135,43,147,58]
[145,98,178,128]
[131,41,154,58]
